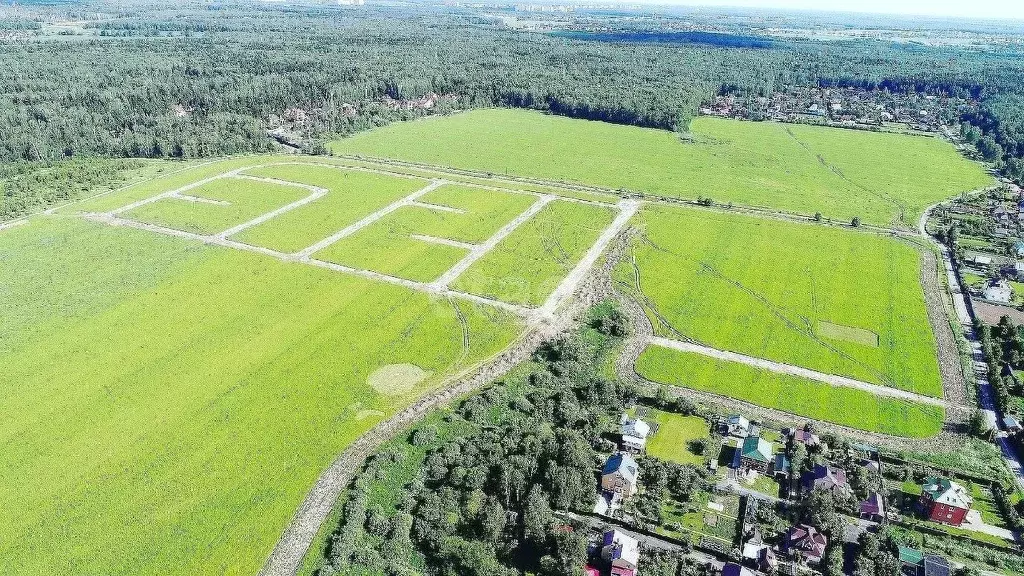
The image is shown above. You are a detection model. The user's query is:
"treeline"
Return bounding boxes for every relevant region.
[5,0,1024,168]
[0,157,144,221]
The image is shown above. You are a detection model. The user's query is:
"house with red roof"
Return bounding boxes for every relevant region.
[919,477,973,527]
[783,524,827,565]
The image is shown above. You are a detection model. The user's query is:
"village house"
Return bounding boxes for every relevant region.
[859,491,885,522]
[802,464,850,495]
[721,414,754,438]
[773,453,790,479]
[919,477,973,527]
[783,524,827,565]
[983,278,1013,304]
[899,547,951,576]
[601,453,640,498]
[620,414,651,452]
[722,563,755,576]
[1004,415,1023,434]
[741,541,778,573]
[789,428,820,447]
[601,529,640,576]
[737,436,774,474]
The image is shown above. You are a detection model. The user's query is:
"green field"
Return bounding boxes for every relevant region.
[451,199,617,305]
[619,204,942,397]
[232,164,426,253]
[122,177,310,235]
[636,346,944,438]
[0,174,522,573]
[645,410,710,465]
[330,109,991,226]
[313,210,471,282]
[411,184,537,243]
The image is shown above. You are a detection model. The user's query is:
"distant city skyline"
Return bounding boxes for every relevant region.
[654,0,1024,20]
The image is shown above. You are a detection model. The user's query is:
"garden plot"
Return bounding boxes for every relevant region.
[231,164,427,253]
[312,211,472,283]
[450,199,618,306]
[636,346,944,438]
[407,184,538,243]
[119,177,310,236]
[619,204,943,397]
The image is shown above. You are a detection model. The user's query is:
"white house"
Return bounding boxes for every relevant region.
[601,529,640,572]
[984,279,1013,304]
[722,414,752,438]
[620,414,651,451]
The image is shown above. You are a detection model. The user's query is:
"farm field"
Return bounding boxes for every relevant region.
[329,108,992,226]
[232,164,426,253]
[636,346,944,438]
[451,199,617,305]
[313,212,471,282]
[618,204,943,397]
[645,410,710,465]
[122,178,309,235]
[0,173,526,573]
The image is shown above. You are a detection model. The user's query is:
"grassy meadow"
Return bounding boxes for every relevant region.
[645,410,710,465]
[636,346,944,438]
[411,184,537,243]
[0,202,521,572]
[232,164,425,253]
[452,199,617,305]
[329,109,992,227]
[619,204,943,397]
[122,178,309,235]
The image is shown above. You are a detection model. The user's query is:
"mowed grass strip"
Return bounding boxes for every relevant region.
[313,209,470,282]
[620,204,942,396]
[636,346,944,438]
[232,164,426,253]
[451,199,617,306]
[0,216,522,575]
[411,184,537,243]
[122,178,308,235]
[329,108,991,226]
[645,410,710,466]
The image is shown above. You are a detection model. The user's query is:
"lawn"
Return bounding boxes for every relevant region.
[0,214,521,574]
[122,177,309,235]
[619,204,943,397]
[329,108,991,227]
[635,346,945,438]
[312,207,471,282]
[231,164,426,253]
[451,199,617,305]
[645,410,710,465]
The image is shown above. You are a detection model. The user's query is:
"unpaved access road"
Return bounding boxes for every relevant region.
[647,336,949,407]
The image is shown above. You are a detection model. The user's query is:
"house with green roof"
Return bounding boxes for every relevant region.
[739,435,774,473]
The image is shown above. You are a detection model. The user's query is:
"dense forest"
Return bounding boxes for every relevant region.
[2,0,1024,221]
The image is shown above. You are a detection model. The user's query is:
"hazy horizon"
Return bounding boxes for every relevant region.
[634,0,1024,21]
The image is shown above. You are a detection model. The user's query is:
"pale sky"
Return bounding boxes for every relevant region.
[661,0,1024,21]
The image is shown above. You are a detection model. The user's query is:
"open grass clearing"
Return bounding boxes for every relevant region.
[411,184,538,243]
[329,109,991,227]
[230,164,426,253]
[635,345,945,438]
[121,177,308,235]
[451,199,617,306]
[312,208,471,282]
[0,215,521,575]
[618,204,942,397]
[645,409,710,466]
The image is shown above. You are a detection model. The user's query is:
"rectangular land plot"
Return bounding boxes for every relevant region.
[636,345,944,438]
[645,410,710,466]
[121,178,309,236]
[231,164,426,253]
[451,199,617,306]
[312,208,471,282]
[330,109,992,226]
[409,184,538,243]
[0,215,521,575]
[618,204,942,396]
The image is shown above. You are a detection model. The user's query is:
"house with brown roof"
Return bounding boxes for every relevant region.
[784,524,827,565]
